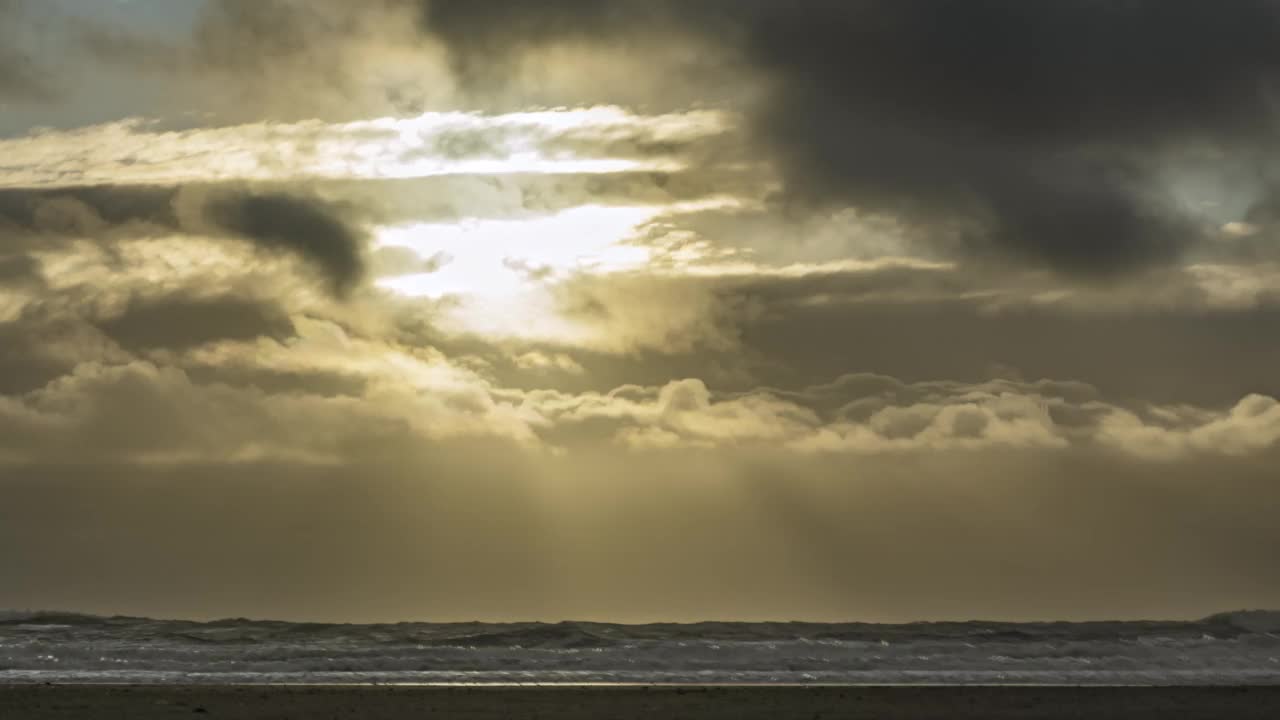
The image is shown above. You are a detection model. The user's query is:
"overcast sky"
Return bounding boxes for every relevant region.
[1,0,1278,623]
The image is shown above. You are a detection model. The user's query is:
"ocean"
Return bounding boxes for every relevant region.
[2,610,1278,685]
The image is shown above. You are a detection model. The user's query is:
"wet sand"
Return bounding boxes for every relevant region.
[1,684,1278,719]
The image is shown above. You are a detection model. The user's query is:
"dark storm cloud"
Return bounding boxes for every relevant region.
[96,294,296,352]
[723,0,1280,275]
[0,185,366,297]
[423,0,1280,276]
[201,191,366,297]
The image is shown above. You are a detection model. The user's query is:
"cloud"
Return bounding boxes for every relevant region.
[1100,394,1280,460]
[9,299,1276,465]
[723,1,1280,274]
[370,245,446,278]
[549,271,757,354]
[421,0,1280,276]
[96,294,296,352]
[0,109,726,188]
[49,0,1280,279]
[0,184,367,298]
[751,299,1280,408]
[0,345,540,467]
[514,351,585,375]
[0,253,41,288]
[519,373,1280,460]
[377,252,1280,410]
[66,0,447,121]
[0,360,392,465]
[331,169,754,228]
[0,314,123,395]
[199,191,366,298]
[0,282,305,396]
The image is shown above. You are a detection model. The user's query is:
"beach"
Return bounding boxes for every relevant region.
[2,684,1278,719]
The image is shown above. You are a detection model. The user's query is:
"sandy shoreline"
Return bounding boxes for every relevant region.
[2,684,1279,719]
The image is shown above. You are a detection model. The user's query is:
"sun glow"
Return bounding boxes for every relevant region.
[376,205,661,299]
[373,204,665,339]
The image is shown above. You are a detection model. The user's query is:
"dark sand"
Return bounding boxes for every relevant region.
[1,684,1278,719]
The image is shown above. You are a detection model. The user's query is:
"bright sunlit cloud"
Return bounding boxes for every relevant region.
[376,205,661,296]
[373,204,664,341]
[0,107,732,187]
[372,199,751,340]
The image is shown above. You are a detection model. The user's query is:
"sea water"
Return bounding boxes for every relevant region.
[2,610,1278,685]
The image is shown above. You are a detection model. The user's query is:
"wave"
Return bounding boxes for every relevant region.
[421,623,621,649]
[1203,610,1280,633]
[3,610,1277,685]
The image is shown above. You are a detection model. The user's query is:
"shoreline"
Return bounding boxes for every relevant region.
[3,683,1279,719]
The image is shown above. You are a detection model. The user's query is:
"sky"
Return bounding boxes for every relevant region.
[1,0,1279,624]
